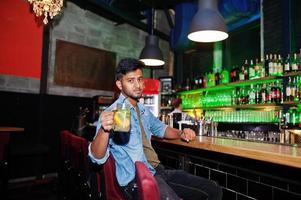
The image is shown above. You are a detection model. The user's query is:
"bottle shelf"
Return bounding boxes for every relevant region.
[232,103,281,110]
[178,76,281,95]
[228,76,281,87]
[283,71,301,77]
[183,103,281,110]
[282,101,301,105]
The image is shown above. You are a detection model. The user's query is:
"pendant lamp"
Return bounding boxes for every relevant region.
[139,9,165,67]
[188,0,228,43]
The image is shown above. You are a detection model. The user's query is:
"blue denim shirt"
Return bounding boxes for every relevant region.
[88,93,167,186]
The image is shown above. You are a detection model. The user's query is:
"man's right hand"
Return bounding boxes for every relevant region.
[101,111,114,132]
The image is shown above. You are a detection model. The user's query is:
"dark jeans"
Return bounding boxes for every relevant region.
[120,164,222,200]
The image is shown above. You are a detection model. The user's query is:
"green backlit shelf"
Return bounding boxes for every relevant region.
[178,76,281,95]
[228,76,281,87]
[282,71,301,77]
[282,101,301,105]
[183,103,281,111]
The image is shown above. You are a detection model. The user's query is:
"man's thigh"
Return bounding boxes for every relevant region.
[155,174,181,200]
[164,169,222,200]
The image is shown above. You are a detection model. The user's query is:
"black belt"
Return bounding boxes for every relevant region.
[120,178,138,200]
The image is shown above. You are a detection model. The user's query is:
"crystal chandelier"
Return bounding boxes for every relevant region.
[28,0,63,25]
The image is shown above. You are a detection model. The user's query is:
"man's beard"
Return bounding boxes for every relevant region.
[122,91,142,101]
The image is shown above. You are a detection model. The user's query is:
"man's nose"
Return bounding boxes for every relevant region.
[134,79,142,88]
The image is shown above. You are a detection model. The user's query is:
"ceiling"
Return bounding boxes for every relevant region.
[69,0,260,50]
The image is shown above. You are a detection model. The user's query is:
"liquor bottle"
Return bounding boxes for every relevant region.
[273,54,278,76]
[289,106,299,127]
[292,53,298,72]
[231,89,236,105]
[268,54,274,76]
[207,71,215,87]
[255,84,262,104]
[258,58,265,78]
[291,76,297,101]
[198,76,204,88]
[202,75,207,88]
[294,76,299,101]
[298,49,301,71]
[249,84,255,104]
[260,84,268,103]
[277,54,283,76]
[215,71,221,85]
[240,86,248,104]
[275,80,282,103]
[234,87,240,105]
[267,82,272,103]
[285,77,292,101]
[193,78,199,89]
[243,60,249,80]
[297,76,301,101]
[230,66,238,82]
[284,54,291,74]
[254,58,261,79]
[249,59,255,80]
[221,68,229,84]
[270,82,276,103]
[264,54,270,77]
[239,66,245,81]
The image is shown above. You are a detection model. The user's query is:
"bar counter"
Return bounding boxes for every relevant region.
[152,136,301,169]
[152,136,301,199]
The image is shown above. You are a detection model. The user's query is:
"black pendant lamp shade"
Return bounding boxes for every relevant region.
[139,35,165,66]
[188,0,228,42]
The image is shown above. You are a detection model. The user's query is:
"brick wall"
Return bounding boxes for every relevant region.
[0,1,170,97]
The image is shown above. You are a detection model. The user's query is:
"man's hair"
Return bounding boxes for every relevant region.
[115,58,145,80]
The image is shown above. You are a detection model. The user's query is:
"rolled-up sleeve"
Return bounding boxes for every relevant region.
[88,143,109,164]
[87,115,110,164]
[148,111,167,138]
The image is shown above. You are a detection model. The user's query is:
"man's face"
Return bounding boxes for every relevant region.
[116,69,145,100]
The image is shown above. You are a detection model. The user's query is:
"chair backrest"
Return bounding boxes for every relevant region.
[101,154,160,200]
[59,130,93,200]
[102,154,125,200]
[69,134,86,169]
[60,130,72,162]
[135,161,160,200]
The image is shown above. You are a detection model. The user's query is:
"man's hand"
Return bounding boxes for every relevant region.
[101,111,114,132]
[180,128,196,142]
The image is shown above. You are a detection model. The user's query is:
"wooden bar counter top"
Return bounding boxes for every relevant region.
[152,136,301,169]
[0,127,24,132]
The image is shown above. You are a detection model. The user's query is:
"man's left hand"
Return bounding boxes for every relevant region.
[181,128,196,142]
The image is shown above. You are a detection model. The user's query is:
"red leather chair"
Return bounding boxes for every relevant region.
[59,130,92,200]
[135,161,160,200]
[100,153,160,200]
[102,154,125,200]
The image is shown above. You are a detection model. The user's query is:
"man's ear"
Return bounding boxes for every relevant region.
[116,80,122,91]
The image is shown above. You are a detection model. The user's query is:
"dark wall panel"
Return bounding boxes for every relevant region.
[0,91,94,178]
